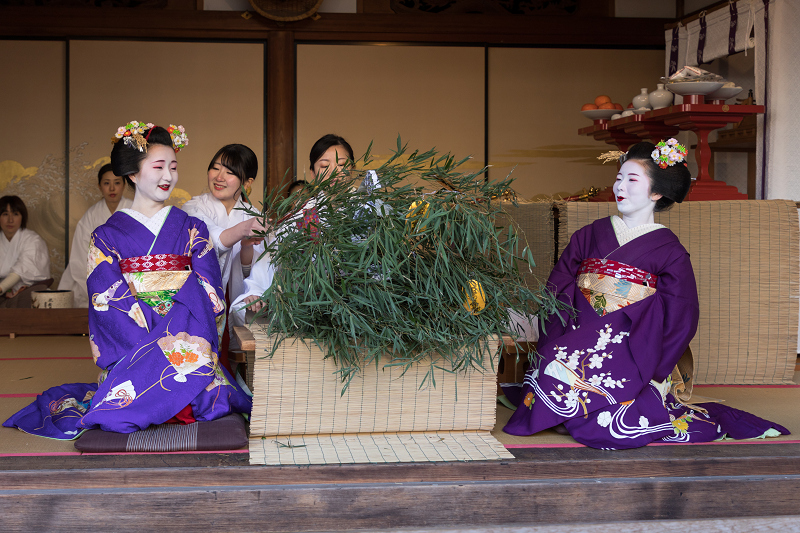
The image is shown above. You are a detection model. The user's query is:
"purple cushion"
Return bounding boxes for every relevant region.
[74,414,247,453]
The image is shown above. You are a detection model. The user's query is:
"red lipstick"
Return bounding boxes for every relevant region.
[158,185,170,191]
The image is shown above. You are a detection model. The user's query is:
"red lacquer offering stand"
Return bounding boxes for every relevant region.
[578,96,764,201]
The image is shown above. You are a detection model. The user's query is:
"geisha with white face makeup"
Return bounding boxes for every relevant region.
[4,122,251,440]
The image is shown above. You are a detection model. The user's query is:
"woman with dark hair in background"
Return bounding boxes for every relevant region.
[308,134,354,182]
[0,195,51,308]
[183,144,267,364]
[5,121,250,439]
[503,139,788,449]
[58,164,133,307]
[232,133,355,316]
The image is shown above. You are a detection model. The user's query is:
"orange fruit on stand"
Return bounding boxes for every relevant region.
[598,102,615,110]
[581,103,598,111]
[594,95,612,107]
[614,103,623,110]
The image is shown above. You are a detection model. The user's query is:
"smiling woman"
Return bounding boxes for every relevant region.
[4,122,251,440]
[183,144,268,363]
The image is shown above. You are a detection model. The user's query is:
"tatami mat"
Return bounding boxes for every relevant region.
[0,336,96,455]
[1,398,80,454]
[1,336,799,456]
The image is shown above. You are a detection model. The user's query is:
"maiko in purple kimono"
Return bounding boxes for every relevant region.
[4,122,251,439]
[504,140,788,449]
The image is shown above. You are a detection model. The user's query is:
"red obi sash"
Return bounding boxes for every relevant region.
[577,258,658,288]
[119,254,192,274]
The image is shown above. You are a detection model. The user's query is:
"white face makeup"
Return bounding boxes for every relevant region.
[312,145,351,182]
[99,171,125,208]
[130,144,178,206]
[613,160,662,225]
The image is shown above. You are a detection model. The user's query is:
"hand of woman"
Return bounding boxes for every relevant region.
[5,285,27,299]
[242,294,265,312]
[219,217,270,250]
[243,217,269,238]
[240,236,265,249]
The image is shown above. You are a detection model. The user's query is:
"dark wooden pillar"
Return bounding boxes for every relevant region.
[267,30,295,193]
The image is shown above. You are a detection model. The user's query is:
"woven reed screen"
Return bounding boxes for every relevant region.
[496,200,555,289]
[248,332,512,465]
[559,200,799,385]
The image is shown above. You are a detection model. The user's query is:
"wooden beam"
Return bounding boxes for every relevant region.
[1,472,799,530]
[1,444,799,528]
[267,31,296,191]
[233,326,256,351]
[0,9,669,47]
[0,309,88,336]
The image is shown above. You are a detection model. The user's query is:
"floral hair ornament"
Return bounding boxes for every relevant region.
[598,150,627,164]
[651,138,687,169]
[112,121,154,153]
[167,125,189,153]
[111,121,188,153]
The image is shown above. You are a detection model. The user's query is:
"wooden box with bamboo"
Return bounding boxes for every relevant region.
[247,327,511,465]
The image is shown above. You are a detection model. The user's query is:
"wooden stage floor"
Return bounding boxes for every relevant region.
[1,442,800,530]
[2,334,800,530]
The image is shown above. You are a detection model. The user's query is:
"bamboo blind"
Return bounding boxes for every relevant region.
[496,200,556,288]
[559,200,799,385]
[247,331,512,465]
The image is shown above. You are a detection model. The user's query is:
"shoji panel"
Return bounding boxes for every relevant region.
[297,44,484,179]
[488,48,665,200]
[0,40,67,282]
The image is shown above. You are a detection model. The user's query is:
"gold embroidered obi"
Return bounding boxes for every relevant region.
[120,254,192,316]
[577,258,657,317]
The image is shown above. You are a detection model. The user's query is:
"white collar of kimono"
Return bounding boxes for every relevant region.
[119,206,172,236]
[611,215,665,247]
[1,226,28,245]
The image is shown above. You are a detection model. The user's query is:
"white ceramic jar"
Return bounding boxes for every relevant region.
[632,88,650,109]
[648,84,674,109]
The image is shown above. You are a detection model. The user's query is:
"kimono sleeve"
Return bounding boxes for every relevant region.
[86,226,159,368]
[651,248,699,379]
[538,225,591,347]
[185,219,226,321]
[182,197,230,257]
[57,211,95,306]
[12,231,50,286]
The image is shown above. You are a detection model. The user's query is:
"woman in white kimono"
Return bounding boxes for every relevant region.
[0,195,51,308]
[58,164,133,307]
[232,134,354,316]
[182,144,267,367]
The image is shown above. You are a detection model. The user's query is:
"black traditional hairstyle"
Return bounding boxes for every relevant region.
[110,126,174,188]
[0,195,28,230]
[309,134,354,171]
[208,144,258,184]
[620,141,692,212]
[96,162,129,189]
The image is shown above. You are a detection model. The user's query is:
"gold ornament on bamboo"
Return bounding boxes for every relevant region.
[406,200,430,232]
[463,279,486,315]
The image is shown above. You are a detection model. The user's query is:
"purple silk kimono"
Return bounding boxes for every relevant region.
[504,217,788,449]
[4,207,251,439]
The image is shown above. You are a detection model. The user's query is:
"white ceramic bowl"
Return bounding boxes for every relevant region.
[581,109,619,121]
[621,110,635,117]
[706,86,743,101]
[633,107,650,115]
[611,113,623,121]
[666,81,724,96]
